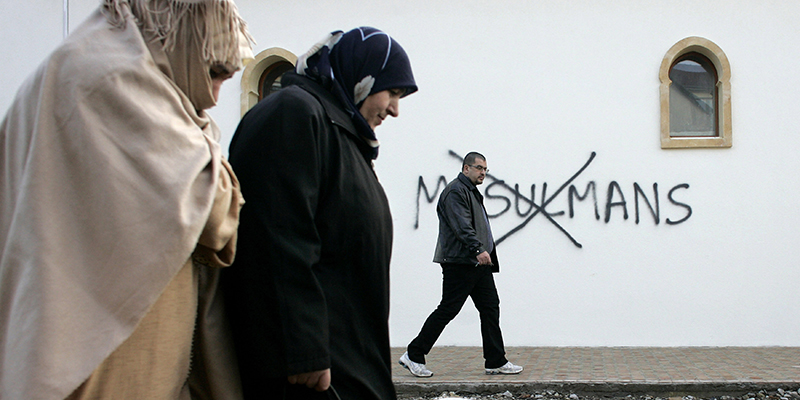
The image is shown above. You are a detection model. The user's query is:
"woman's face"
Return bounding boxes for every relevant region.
[210,64,236,102]
[359,88,404,130]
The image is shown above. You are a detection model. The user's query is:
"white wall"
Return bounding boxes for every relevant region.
[3,0,799,347]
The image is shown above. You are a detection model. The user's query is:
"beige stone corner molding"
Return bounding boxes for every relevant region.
[659,37,732,149]
[240,47,298,117]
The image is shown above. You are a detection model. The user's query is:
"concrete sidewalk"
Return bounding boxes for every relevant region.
[391,347,800,397]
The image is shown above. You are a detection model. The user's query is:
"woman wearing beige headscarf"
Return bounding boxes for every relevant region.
[0,0,252,399]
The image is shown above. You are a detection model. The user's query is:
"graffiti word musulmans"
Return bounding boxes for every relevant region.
[415,151,692,249]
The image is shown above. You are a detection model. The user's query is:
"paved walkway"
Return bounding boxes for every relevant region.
[391,347,800,397]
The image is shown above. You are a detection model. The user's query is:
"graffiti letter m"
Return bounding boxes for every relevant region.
[415,176,448,229]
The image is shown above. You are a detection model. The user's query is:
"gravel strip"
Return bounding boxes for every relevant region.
[399,388,800,400]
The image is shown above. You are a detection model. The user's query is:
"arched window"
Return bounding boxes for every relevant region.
[258,60,294,100]
[240,48,297,116]
[659,37,732,148]
[669,54,717,137]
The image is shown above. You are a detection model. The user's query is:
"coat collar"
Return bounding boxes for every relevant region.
[281,71,357,137]
[457,172,478,190]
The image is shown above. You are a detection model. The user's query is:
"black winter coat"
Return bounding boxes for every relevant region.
[222,72,396,399]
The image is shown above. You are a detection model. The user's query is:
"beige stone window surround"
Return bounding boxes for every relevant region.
[240,47,297,116]
[659,37,732,149]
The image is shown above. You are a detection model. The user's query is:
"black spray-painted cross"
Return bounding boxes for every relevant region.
[449,150,596,249]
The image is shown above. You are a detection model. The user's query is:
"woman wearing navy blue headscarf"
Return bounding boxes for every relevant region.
[223,27,417,399]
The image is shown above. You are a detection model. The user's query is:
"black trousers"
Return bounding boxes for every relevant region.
[407,263,508,369]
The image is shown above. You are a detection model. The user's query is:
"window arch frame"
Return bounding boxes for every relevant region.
[240,47,297,116]
[659,37,732,149]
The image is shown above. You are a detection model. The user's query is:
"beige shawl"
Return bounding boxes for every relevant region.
[0,1,250,398]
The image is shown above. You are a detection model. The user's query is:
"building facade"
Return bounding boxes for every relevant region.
[2,0,798,347]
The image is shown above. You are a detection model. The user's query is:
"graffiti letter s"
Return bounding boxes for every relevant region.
[666,183,692,225]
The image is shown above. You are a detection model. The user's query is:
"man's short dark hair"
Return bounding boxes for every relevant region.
[462,152,486,169]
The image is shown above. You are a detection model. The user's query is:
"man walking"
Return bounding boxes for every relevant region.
[399,152,523,377]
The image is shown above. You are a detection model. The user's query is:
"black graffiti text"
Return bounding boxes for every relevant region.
[414,151,692,249]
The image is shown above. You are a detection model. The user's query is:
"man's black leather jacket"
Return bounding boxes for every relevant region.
[432,173,500,272]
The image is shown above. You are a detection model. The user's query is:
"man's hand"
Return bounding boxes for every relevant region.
[476,251,492,266]
[287,369,331,392]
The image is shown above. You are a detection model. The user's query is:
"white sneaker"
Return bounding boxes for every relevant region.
[485,361,523,375]
[398,352,433,377]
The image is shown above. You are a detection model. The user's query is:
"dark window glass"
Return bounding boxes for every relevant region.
[258,61,294,100]
[669,54,718,137]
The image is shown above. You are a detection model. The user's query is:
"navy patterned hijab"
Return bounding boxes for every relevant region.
[296,27,417,159]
